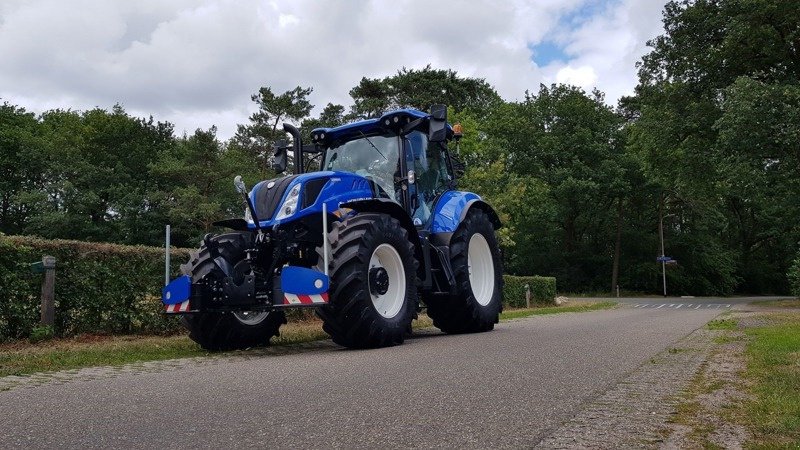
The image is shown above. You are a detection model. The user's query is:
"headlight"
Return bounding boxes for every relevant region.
[275,184,301,220]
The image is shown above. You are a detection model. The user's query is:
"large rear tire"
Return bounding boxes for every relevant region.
[426,208,503,333]
[316,213,417,348]
[180,232,286,351]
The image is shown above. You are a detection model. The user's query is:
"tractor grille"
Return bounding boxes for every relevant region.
[254,175,300,220]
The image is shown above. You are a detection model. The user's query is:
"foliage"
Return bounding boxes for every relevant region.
[626,0,800,294]
[349,65,501,118]
[28,325,54,343]
[789,254,800,297]
[502,275,557,307]
[0,235,190,341]
[232,86,314,173]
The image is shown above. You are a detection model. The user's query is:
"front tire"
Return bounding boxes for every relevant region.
[180,232,286,351]
[316,213,417,348]
[426,209,503,333]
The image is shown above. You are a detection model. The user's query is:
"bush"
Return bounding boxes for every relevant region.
[29,325,54,343]
[0,234,191,341]
[502,275,557,307]
[789,253,800,297]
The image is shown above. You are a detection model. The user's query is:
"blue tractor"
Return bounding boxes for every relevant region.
[162,105,503,350]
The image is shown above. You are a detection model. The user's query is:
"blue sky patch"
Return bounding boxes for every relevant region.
[530,0,617,67]
[530,41,568,67]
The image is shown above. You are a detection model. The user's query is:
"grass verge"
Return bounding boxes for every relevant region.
[1,302,613,377]
[742,313,800,447]
[668,311,800,448]
[751,298,800,308]
[499,301,617,320]
[0,319,329,378]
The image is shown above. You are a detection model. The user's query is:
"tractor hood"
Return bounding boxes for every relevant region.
[247,171,375,228]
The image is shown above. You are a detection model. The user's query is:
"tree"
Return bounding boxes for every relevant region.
[349,66,501,118]
[150,127,259,247]
[0,103,47,234]
[29,106,175,245]
[233,86,314,174]
[300,102,346,140]
[625,0,800,294]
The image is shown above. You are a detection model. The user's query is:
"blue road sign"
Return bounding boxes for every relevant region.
[656,256,673,262]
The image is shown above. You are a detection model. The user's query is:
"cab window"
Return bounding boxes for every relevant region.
[405,131,452,224]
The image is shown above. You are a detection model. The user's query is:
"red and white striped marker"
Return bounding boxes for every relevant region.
[282,293,329,305]
[165,299,191,313]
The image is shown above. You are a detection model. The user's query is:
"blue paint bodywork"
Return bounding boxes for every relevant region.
[247,171,373,229]
[311,109,451,144]
[162,275,191,305]
[281,266,329,295]
[431,191,481,233]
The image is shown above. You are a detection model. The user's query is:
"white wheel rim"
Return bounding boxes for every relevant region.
[233,311,269,325]
[369,243,406,319]
[467,233,495,306]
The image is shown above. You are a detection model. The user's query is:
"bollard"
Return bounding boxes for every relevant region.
[525,283,531,308]
[616,284,620,298]
[40,256,56,327]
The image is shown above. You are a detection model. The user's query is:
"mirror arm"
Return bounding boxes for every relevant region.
[234,176,262,232]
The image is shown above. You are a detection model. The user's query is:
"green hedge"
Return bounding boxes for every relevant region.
[502,275,557,307]
[0,234,558,341]
[0,235,191,341]
[790,253,800,297]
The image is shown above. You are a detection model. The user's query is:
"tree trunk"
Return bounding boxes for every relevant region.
[611,197,624,295]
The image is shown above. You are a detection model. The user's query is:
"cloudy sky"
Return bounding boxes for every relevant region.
[0,0,667,139]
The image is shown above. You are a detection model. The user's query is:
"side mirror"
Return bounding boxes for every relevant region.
[428,104,447,143]
[272,139,288,174]
[233,175,247,194]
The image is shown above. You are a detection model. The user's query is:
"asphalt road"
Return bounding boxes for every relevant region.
[0,298,774,449]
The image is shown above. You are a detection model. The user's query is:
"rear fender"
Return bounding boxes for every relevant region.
[432,191,502,236]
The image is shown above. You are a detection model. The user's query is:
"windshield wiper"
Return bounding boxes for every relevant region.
[358,131,387,160]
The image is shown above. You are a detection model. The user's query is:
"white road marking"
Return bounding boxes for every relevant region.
[656,304,666,309]
[695,305,702,309]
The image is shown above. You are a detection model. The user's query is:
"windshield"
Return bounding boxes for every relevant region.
[323,134,400,201]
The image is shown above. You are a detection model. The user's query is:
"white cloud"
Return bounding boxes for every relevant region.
[555,65,598,88]
[0,0,667,138]
[540,0,666,101]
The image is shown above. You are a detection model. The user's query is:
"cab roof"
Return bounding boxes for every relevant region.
[310,108,451,146]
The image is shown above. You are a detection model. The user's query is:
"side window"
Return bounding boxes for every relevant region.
[407,132,452,225]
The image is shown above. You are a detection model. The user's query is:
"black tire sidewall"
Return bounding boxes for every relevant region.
[459,212,503,316]
[318,213,418,348]
[358,218,416,329]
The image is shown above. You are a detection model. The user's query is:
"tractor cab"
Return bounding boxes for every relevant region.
[309,107,456,228]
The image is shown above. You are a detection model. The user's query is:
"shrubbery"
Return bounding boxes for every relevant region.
[1,235,558,341]
[0,235,190,341]
[502,275,557,307]
[789,254,800,297]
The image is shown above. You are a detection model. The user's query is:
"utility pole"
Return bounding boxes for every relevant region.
[659,195,667,297]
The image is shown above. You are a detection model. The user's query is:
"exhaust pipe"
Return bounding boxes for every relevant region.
[282,123,303,174]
